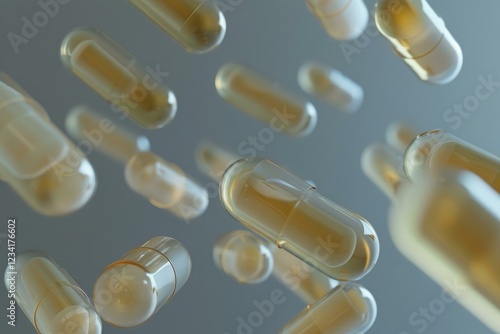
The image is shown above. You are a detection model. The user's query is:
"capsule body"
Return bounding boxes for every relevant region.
[280,283,377,334]
[61,28,177,129]
[5,251,102,334]
[195,140,239,181]
[385,122,418,153]
[374,0,462,84]
[389,171,500,332]
[216,64,318,137]
[125,152,208,219]
[220,159,379,281]
[298,62,363,113]
[0,76,96,216]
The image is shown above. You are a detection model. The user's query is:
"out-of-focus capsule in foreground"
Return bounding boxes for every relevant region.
[389,171,500,332]
[126,152,208,219]
[5,251,102,334]
[306,0,369,41]
[374,0,463,84]
[385,122,419,153]
[94,237,191,328]
[220,158,379,281]
[195,140,239,181]
[61,28,177,129]
[216,63,318,137]
[129,0,226,53]
[279,283,377,334]
[298,63,364,113]
[213,230,274,284]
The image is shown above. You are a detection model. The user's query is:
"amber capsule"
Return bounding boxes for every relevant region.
[385,122,419,153]
[195,140,239,181]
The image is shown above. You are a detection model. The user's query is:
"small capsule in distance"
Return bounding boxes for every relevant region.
[385,121,419,153]
[374,0,463,85]
[61,28,177,129]
[298,62,364,113]
[216,63,318,138]
[66,105,151,163]
[129,0,226,53]
[279,283,377,334]
[0,76,96,216]
[213,230,274,284]
[93,237,191,328]
[195,140,240,181]
[307,0,369,41]
[220,158,379,281]
[5,251,102,334]
[125,152,209,220]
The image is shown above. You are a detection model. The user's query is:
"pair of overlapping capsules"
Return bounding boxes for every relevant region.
[362,123,500,333]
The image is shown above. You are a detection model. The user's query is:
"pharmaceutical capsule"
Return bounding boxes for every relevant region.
[279,283,377,334]
[129,0,226,53]
[216,64,318,138]
[220,158,379,281]
[61,27,177,129]
[126,152,208,219]
[374,0,463,85]
[298,62,364,113]
[5,251,102,334]
[385,121,419,153]
[306,0,369,41]
[94,237,191,327]
[195,140,239,181]
[66,105,151,163]
[213,230,274,284]
[0,76,96,216]
[403,129,500,192]
[389,171,500,332]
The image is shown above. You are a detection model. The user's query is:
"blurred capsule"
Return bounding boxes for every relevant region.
[374,0,462,84]
[61,27,177,129]
[125,152,208,219]
[94,237,191,327]
[195,140,239,181]
[385,122,419,153]
[216,63,318,137]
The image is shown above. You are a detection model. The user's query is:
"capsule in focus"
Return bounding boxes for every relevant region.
[279,283,377,334]
[298,62,364,113]
[220,158,379,281]
[129,0,226,53]
[5,251,102,334]
[213,230,274,284]
[126,152,208,219]
[94,237,191,327]
[385,121,419,153]
[0,75,96,216]
[374,0,463,84]
[306,0,369,41]
[195,140,239,181]
[216,64,318,137]
[66,105,151,163]
[61,28,177,129]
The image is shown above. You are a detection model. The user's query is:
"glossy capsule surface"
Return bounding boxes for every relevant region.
[374,0,463,84]
[61,28,177,129]
[0,75,96,216]
[220,158,379,281]
[129,0,226,53]
[5,251,102,334]
[216,63,318,137]
[195,140,239,181]
[385,122,419,153]
[94,237,191,327]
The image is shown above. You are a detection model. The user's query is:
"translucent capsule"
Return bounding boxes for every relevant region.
[129,0,226,53]
[220,158,379,281]
[66,105,151,163]
[61,27,177,129]
[0,75,96,216]
[389,171,500,332]
[94,237,191,327]
[374,0,463,84]
[306,0,369,41]
[280,283,377,334]
[385,121,419,153]
[5,251,102,334]
[213,230,274,284]
[403,130,500,192]
[126,152,208,219]
[195,140,239,181]
[298,62,364,113]
[216,63,318,138]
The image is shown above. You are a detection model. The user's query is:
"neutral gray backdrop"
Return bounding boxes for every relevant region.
[0,1,498,333]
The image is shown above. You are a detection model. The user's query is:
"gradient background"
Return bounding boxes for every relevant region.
[0,1,498,333]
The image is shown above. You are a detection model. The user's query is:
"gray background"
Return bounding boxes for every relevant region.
[0,0,498,333]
